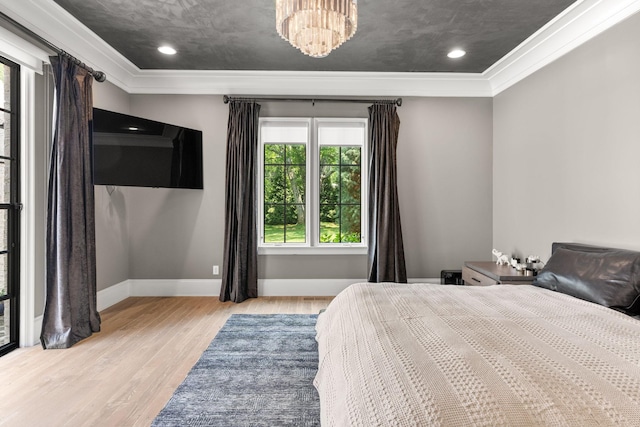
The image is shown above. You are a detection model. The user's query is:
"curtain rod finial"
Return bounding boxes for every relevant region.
[223,95,230,104]
[93,71,106,83]
[396,98,402,107]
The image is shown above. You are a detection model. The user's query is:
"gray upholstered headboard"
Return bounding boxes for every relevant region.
[539,242,640,316]
[551,242,630,255]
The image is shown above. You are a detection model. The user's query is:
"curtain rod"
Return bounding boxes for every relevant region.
[223,95,402,107]
[0,12,106,82]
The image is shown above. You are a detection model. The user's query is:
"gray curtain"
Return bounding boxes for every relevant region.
[41,55,101,349]
[367,103,408,283]
[220,101,261,302]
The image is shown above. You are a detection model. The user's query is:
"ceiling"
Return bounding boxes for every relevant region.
[51,0,576,73]
[1,0,638,96]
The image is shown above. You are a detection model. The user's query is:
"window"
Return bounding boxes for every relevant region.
[317,121,364,244]
[260,119,310,245]
[258,118,367,252]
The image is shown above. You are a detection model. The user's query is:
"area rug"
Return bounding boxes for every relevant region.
[152,314,320,427]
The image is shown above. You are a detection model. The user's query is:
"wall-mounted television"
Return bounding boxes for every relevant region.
[92,108,204,189]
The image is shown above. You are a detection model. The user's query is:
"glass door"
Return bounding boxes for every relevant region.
[0,56,20,356]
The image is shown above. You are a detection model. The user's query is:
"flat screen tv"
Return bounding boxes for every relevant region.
[92,108,204,189]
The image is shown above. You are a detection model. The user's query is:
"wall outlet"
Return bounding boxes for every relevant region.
[213,265,219,276]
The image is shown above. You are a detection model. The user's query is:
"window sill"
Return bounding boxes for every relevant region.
[258,246,368,255]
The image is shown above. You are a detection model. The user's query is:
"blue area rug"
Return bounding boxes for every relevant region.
[152,314,320,427]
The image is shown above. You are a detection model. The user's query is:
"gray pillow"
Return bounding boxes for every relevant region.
[533,247,640,312]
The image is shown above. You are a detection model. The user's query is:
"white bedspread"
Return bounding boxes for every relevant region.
[314,283,640,426]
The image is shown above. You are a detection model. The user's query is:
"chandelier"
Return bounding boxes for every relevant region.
[275,0,358,58]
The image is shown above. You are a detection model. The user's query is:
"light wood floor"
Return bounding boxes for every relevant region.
[0,296,332,427]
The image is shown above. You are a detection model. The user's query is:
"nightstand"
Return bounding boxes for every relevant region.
[462,261,534,286]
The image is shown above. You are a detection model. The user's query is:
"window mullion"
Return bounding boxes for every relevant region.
[338,146,343,243]
[283,145,287,244]
[309,124,316,247]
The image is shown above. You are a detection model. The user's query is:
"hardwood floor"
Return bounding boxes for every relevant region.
[0,296,332,427]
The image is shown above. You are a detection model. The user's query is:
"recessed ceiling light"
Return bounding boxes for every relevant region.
[447,49,466,59]
[158,46,177,55]
[128,127,139,131]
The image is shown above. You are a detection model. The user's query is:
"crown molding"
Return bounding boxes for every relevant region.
[0,0,139,90]
[130,69,492,97]
[1,0,639,98]
[485,0,640,95]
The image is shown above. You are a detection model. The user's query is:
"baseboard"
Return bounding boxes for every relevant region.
[30,315,42,347]
[97,280,132,311]
[126,278,363,297]
[259,278,364,296]
[129,279,220,297]
[124,277,441,298]
[28,277,440,345]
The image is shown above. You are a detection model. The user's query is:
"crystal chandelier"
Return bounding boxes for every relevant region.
[276,0,358,58]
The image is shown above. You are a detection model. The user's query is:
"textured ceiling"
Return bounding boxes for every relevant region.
[52,0,577,73]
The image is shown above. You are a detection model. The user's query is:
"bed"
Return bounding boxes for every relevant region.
[314,243,640,426]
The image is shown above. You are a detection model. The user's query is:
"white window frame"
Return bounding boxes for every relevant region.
[258,117,368,255]
[258,118,312,250]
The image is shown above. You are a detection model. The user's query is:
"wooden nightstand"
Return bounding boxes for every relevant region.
[463,261,534,286]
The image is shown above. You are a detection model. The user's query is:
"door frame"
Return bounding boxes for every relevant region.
[0,27,46,350]
[0,55,21,356]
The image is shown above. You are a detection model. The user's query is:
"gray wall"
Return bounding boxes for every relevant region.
[100,95,493,284]
[125,95,223,280]
[493,12,640,262]
[399,98,493,275]
[92,81,132,291]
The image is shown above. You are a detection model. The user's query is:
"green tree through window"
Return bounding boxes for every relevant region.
[264,144,306,243]
[319,146,361,243]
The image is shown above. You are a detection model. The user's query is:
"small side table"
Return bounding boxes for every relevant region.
[463,261,535,286]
